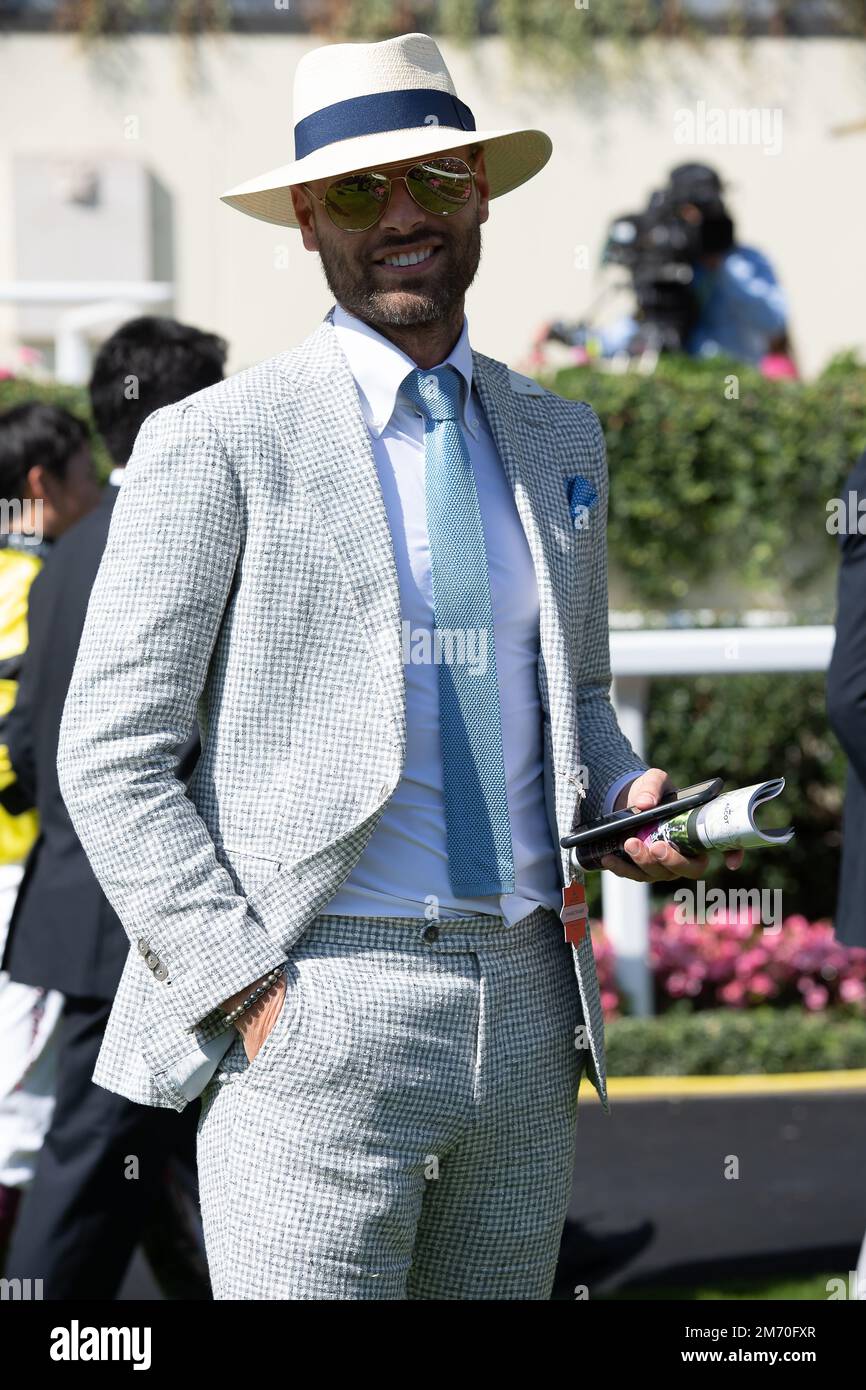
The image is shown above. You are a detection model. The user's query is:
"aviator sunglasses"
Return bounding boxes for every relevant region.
[303,155,477,232]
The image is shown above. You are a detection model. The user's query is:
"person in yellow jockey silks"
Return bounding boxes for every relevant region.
[0,401,101,1256]
[0,540,50,867]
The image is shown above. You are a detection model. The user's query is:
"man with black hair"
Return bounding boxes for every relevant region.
[0,402,101,543]
[2,316,225,1299]
[56,34,742,1301]
[0,401,101,1263]
[88,315,228,467]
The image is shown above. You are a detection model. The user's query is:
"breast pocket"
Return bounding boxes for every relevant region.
[563,474,599,533]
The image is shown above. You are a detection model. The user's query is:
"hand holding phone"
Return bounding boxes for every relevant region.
[561,778,724,873]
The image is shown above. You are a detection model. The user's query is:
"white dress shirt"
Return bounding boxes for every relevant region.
[321,304,566,925]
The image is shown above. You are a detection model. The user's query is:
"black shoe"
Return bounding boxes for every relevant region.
[553,1218,654,1297]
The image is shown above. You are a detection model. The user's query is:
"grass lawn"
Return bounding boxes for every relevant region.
[601,1273,839,1300]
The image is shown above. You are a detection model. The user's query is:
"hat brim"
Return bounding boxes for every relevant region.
[219,126,552,228]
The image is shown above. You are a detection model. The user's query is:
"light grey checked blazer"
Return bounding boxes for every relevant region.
[56,310,647,1115]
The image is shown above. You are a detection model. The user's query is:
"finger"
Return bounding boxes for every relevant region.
[619,834,675,878]
[724,849,745,870]
[622,834,683,878]
[628,768,670,809]
[600,852,652,883]
[649,844,710,879]
[642,838,711,877]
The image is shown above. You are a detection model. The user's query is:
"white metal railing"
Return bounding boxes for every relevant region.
[0,282,174,384]
[606,624,836,1015]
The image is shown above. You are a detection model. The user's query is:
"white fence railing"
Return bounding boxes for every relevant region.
[606,624,836,1015]
[0,282,174,384]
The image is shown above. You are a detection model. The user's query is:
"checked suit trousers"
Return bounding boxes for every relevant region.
[195,905,587,1300]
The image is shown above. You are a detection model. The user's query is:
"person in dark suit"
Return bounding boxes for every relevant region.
[826,448,866,953]
[1,317,227,1298]
[826,446,866,1302]
[0,402,102,1264]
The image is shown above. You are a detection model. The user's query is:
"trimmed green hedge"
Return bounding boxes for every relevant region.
[542,353,866,611]
[605,1005,866,1076]
[7,353,866,612]
[1,362,854,921]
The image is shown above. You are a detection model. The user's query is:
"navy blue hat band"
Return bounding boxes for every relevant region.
[294,88,476,161]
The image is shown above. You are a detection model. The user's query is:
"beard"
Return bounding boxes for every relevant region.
[317,219,482,328]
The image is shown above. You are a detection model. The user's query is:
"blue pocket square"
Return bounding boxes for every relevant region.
[564,475,598,528]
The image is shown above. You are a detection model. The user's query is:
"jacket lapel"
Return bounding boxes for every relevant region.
[269,318,406,754]
[471,353,582,868]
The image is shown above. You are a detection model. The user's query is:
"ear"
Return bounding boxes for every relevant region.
[25,462,48,502]
[472,148,491,227]
[290,184,320,251]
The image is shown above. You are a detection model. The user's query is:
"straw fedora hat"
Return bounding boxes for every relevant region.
[220,32,552,229]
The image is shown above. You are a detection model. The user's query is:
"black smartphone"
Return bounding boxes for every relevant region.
[559,777,723,850]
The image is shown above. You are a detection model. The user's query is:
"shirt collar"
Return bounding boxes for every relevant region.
[331,302,480,440]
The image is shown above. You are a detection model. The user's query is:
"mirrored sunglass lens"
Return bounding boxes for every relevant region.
[325,174,389,228]
[407,159,473,214]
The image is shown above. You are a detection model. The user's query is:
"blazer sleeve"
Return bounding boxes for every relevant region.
[56,399,286,1033]
[826,451,866,788]
[574,404,649,821]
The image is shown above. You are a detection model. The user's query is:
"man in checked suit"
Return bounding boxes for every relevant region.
[57,33,743,1300]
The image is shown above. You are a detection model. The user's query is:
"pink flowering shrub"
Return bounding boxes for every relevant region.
[592,908,866,1020]
[590,921,623,1020]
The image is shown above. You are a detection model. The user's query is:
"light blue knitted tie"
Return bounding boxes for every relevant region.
[401,365,515,896]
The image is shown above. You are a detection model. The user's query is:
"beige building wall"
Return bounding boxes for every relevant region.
[0,32,864,379]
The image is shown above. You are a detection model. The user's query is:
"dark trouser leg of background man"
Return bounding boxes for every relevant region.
[4,995,209,1299]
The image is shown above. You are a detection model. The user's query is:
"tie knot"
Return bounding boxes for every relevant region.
[401,365,464,423]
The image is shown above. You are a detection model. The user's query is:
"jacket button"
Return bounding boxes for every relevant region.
[138,938,149,956]
[145,952,159,970]
[422,924,439,943]
[153,964,169,982]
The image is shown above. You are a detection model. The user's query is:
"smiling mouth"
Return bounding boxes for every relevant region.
[374,244,440,272]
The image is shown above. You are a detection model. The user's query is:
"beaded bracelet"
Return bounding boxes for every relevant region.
[220,962,287,1027]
